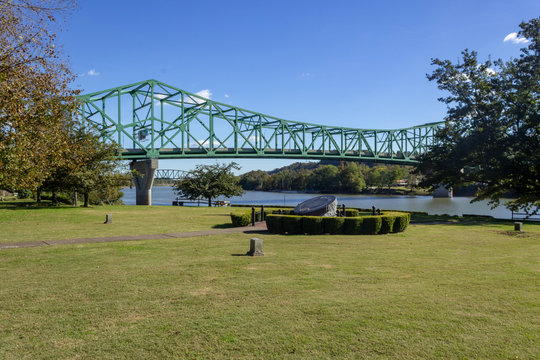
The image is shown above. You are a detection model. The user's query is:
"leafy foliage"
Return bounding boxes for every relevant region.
[322,217,345,234]
[240,161,412,193]
[174,162,244,206]
[230,211,251,227]
[417,18,540,215]
[40,125,130,206]
[0,1,78,191]
[302,216,324,234]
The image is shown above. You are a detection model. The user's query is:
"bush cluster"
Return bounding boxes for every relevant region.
[265,211,410,235]
[230,207,292,227]
[231,207,411,235]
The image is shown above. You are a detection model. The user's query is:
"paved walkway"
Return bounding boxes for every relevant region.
[0,223,268,250]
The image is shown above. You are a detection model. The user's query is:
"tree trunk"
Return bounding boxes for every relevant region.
[72,191,78,207]
[36,188,41,203]
[83,192,89,207]
[208,197,212,207]
[52,189,58,204]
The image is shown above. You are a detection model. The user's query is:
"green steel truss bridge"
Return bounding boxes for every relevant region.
[155,169,187,180]
[78,79,444,165]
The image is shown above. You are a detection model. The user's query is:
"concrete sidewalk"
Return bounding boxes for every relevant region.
[0,223,268,250]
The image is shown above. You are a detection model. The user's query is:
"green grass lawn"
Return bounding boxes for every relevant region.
[0,202,235,243]
[0,208,539,359]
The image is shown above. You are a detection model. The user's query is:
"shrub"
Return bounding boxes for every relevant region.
[282,216,303,234]
[323,217,345,234]
[230,211,251,227]
[272,209,295,215]
[16,189,33,199]
[362,216,382,235]
[392,213,411,233]
[343,217,363,234]
[302,216,324,234]
[265,215,282,234]
[345,209,360,217]
[40,193,72,205]
[380,215,396,234]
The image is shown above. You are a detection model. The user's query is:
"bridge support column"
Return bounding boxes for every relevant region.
[433,185,453,198]
[130,159,158,205]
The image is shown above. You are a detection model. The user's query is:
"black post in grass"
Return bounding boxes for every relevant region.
[251,207,256,226]
[261,205,265,222]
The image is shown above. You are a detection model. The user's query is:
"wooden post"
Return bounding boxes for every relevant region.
[261,205,265,221]
[251,207,256,226]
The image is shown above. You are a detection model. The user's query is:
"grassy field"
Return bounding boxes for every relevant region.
[0,202,234,243]
[0,203,539,359]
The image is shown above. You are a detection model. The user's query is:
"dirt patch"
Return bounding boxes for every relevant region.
[495,230,535,238]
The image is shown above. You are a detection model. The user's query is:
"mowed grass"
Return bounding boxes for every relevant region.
[0,220,539,359]
[0,203,234,243]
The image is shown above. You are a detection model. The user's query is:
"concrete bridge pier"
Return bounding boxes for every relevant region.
[130,159,158,205]
[433,185,453,198]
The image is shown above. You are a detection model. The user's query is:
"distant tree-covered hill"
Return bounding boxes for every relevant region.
[239,161,420,194]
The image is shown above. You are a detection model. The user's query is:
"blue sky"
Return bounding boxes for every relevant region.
[59,0,539,173]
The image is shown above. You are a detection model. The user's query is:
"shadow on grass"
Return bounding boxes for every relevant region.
[231,253,248,256]
[242,229,269,235]
[0,200,73,210]
[211,223,236,229]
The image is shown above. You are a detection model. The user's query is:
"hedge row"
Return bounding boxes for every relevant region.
[230,207,368,227]
[230,207,293,227]
[266,212,410,235]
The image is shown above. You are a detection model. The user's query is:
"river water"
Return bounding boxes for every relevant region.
[121,187,514,219]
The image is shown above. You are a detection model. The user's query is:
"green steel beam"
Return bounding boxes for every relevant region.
[78,79,444,165]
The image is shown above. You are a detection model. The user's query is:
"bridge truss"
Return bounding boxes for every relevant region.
[78,79,443,165]
[154,169,186,180]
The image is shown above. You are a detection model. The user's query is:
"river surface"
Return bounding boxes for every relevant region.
[121,187,514,219]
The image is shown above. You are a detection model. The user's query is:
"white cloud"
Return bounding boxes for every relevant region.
[190,139,222,147]
[184,89,212,105]
[153,90,212,106]
[301,72,312,78]
[195,89,212,99]
[503,32,529,44]
[87,68,100,76]
[224,94,230,98]
[485,67,497,75]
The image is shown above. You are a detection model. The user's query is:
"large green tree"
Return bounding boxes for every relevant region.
[417,18,540,215]
[174,162,244,206]
[0,0,78,191]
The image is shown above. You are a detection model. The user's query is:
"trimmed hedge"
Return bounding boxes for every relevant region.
[343,217,363,234]
[236,208,410,235]
[392,213,411,233]
[380,215,396,234]
[361,216,382,235]
[345,209,360,217]
[230,211,251,227]
[231,207,291,227]
[282,216,303,234]
[302,216,324,234]
[265,214,282,234]
[323,217,345,234]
